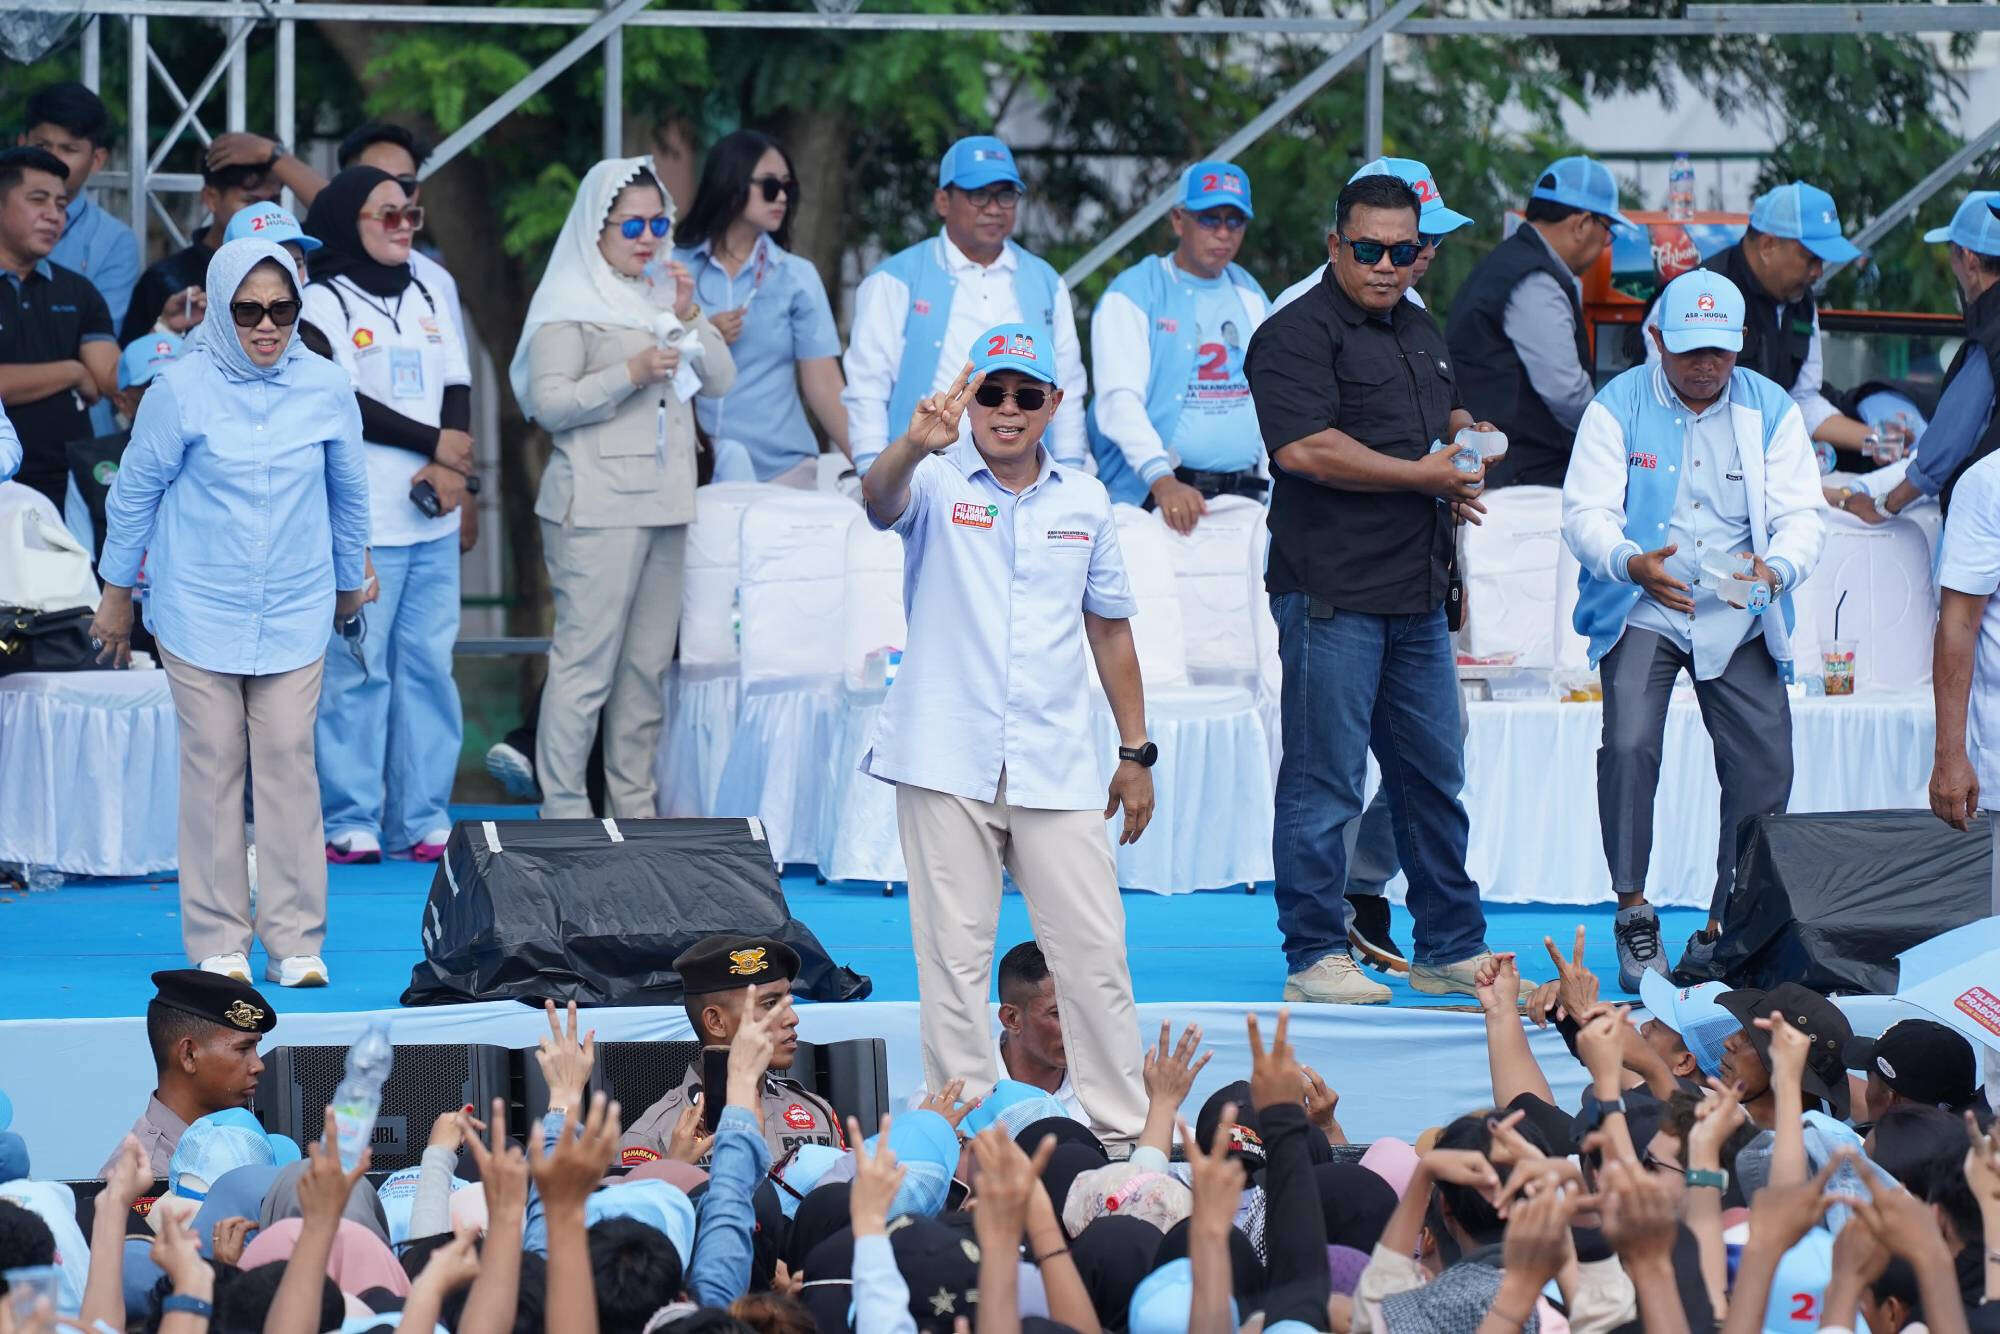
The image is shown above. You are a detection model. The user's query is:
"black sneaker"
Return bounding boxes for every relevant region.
[1346,895,1409,974]
[1613,903,1669,992]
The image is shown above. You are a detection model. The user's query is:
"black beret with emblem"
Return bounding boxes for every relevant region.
[673,935,801,994]
[149,968,277,1035]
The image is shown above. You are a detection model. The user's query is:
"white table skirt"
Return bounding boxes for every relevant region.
[1453,689,1935,907]
[0,669,179,875]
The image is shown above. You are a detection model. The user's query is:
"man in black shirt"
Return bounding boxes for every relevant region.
[0,147,116,512]
[120,157,280,344]
[1245,172,1506,1006]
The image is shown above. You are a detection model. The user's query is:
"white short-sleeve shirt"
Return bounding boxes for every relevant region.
[303,271,472,548]
[1937,450,2000,802]
[861,441,1136,810]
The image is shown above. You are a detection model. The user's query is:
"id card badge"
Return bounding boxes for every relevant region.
[389,347,424,400]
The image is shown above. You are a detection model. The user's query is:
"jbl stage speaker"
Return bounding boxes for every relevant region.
[522,1038,890,1136]
[255,1043,511,1173]
[401,817,870,1007]
[1714,809,1992,994]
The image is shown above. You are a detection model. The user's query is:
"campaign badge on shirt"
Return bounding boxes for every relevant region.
[389,347,425,400]
[417,314,443,345]
[952,501,998,530]
[353,327,376,351]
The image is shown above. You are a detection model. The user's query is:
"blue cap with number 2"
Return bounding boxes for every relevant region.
[968,322,1059,386]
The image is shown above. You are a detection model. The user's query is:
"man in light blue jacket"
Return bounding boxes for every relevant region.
[1562,268,1824,992]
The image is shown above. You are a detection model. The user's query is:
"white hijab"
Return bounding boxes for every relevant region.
[509,155,675,423]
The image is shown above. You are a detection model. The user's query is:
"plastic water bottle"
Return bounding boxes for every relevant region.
[1813,438,1835,475]
[1667,153,1695,221]
[1450,444,1483,494]
[24,865,63,892]
[331,1021,394,1171]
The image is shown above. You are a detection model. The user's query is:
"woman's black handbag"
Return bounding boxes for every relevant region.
[0,605,97,675]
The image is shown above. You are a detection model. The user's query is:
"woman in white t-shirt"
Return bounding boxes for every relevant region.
[303,166,474,863]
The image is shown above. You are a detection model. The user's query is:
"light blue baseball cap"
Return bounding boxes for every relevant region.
[938,135,1024,192]
[585,1179,697,1264]
[1924,189,2000,256]
[1180,160,1253,218]
[1350,156,1473,236]
[1654,267,1746,354]
[1749,181,1860,263]
[1530,155,1634,228]
[168,1108,300,1200]
[968,321,1059,385]
[1638,969,1736,1078]
[863,1108,960,1220]
[117,331,184,390]
[224,200,322,254]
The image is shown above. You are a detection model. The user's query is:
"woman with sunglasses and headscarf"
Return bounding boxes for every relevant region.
[511,156,734,819]
[301,166,475,867]
[91,238,370,985]
[670,130,846,487]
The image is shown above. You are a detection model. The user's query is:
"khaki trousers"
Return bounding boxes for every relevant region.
[160,648,327,963]
[537,521,685,819]
[896,773,1148,1142]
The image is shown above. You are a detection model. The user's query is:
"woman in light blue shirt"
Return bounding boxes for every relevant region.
[91,237,371,987]
[670,130,848,486]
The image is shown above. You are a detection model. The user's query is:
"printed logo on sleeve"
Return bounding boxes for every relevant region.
[620,1146,662,1167]
[1628,452,1658,471]
[783,1104,816,1130]
[952,502,998,529]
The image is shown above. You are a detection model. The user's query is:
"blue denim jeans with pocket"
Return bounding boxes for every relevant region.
[1270,592,1488,973]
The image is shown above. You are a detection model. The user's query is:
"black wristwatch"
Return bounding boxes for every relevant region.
[1118,741,1158,768]
[263,140,289,168]
[1576,1091,1626,1132]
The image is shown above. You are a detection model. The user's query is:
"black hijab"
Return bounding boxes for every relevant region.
[1313,1162,1398,1252]
[305,166,415,297]
[1069,1215,1163,1329]
[785,1181,852,1274]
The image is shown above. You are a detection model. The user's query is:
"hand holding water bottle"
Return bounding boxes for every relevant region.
[332,1019,394,1171]
[1700,549,1776,613]
[302,1104,374,1226]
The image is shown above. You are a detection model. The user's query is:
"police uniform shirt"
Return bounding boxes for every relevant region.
[302,272,471,549]
[0,259,114,502]
[617,1064,844,1168]
[99,1094,189,1179]
[1245,265,1460,615]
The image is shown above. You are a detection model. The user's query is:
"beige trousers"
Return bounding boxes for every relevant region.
[896,773,1149,1142]
[537,521,686,819]
[160,648,327,963]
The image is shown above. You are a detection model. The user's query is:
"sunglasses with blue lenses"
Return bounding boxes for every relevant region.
[1341,236,1424,268]
[616,216,672,240]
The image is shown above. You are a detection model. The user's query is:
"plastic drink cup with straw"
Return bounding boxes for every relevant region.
[1823,588,1856,695]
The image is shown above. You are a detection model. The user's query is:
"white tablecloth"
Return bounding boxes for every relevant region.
[0,669,179,875]
[1453,689,1935,907]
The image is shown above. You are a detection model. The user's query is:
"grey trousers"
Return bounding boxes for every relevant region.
[1598,627,1792,919]
[1345,679,1471,897]
[161,647,327,962]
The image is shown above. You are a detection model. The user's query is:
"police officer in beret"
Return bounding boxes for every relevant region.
[618,935,843,1167]
[101,969,278,1177]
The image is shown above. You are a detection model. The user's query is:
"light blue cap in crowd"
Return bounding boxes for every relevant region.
[1350,156,1473,236]
[1638,970,1735,1078]
[774,1143,846,1219]
[1758,1228,1833,1334]
[1180,160,1253,217]
[968,322,1059,385]
[224,200,322,254]
[1129,1258,1240,1334]
[960,1079,1065,1137]
[1749,181,1861,263]
[117,331,185,391]
[1530,155,1634,228]
[1654,268,1746,355]
[585,1179,697,1264]
[168,1108,301,1200]
[0,1132,26,1183]
[938,135,1024,192]
[863,1108,960,1220]
[1924,190,2000,256]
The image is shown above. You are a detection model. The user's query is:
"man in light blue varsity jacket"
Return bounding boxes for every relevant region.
[1562,267,1824,993]
[841,134,1087,475]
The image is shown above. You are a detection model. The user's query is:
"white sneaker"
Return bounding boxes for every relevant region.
[198,952,252,983]
[326,830,382,864]
[270,954,329,987]
[484,741,538,799]
[1282,952,1392,1004]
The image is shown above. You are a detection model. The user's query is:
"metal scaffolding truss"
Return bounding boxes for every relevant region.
[50,0,2000,280]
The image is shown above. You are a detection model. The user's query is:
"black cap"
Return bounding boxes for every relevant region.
[672,936,800,995]
[888,1215,981,1330]
[1717,983,1853,1119]
[1844,1019,1980,1111]
[1196,1081,1266,1173]
[148,968,277,1035]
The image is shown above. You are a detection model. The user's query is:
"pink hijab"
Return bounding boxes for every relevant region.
[238,1217,412,1297]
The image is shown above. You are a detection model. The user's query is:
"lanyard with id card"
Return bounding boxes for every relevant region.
[389,346,425,400]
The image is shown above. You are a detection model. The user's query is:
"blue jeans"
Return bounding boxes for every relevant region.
[316,534,463,849]
[1270,593,1487,972]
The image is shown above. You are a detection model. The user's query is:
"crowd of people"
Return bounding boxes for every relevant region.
[0,929,1995,1334]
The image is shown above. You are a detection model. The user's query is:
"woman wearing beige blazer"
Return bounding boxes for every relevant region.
[509,156,735,818]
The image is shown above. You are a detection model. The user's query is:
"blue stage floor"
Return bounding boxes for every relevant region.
[0,806,1706,1022]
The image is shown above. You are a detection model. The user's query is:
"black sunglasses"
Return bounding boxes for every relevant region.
[1420,232,1446,251]
[751,174,797,203]
[229,298,301,329]
[617,216,672,240]
[1341,236,1423,268]
[973,383,1048,412]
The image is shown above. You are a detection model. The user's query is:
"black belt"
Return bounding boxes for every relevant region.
[1170,466,1267,500]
